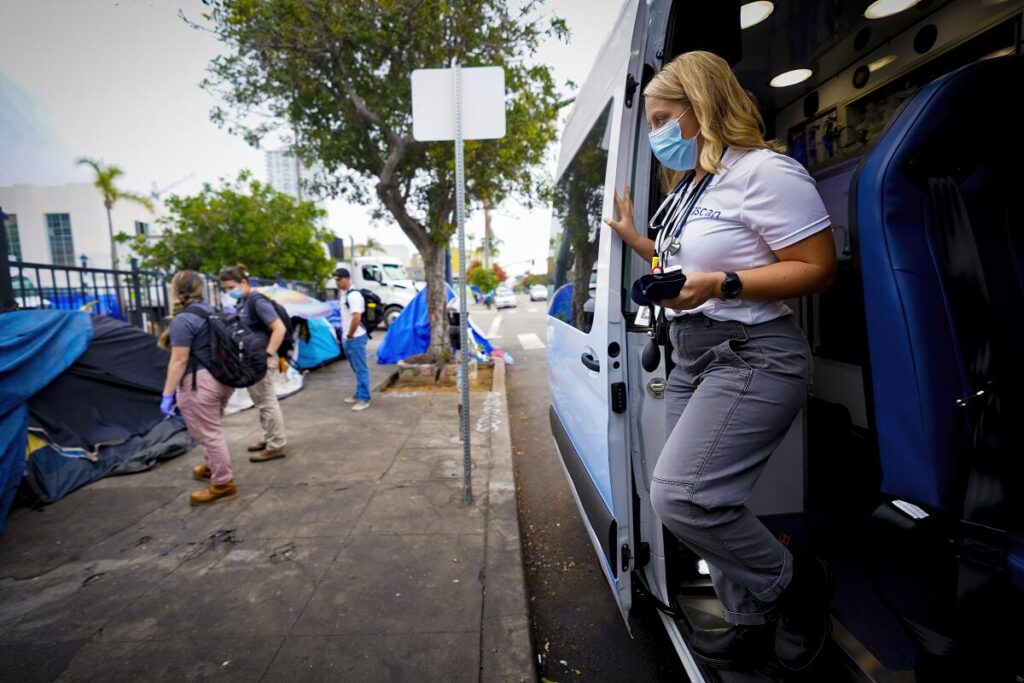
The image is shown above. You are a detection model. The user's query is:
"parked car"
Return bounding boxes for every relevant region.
[9,273,51,309]
[495,288,517,309]
[529,284,549,301]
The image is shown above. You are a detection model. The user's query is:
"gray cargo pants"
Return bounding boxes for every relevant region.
[246,359,287,450]
[650,313,811,625]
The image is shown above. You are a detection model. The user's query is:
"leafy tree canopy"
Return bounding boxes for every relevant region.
[122,171,333,282]
[201,0,567,360]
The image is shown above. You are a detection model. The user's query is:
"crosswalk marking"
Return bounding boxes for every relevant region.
[517,333,546,350]
[487,314,503,339]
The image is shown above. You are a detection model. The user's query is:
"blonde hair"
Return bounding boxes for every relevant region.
[158,270,205,349]
[644,51,782,179]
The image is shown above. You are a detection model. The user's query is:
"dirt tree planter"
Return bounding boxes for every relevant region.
[391,358,493,391]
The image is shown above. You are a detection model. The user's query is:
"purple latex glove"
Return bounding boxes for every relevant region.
[160,392,177,416]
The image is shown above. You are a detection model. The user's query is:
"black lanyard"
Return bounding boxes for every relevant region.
[655,170,714,262]
[649,172,695,234]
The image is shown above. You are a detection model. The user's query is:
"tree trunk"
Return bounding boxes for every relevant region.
[106,203,119,271]
[422,242,450,366]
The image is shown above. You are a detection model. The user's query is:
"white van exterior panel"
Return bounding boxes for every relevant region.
[556,0,638,180]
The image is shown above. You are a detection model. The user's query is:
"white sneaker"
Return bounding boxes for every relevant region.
[351,401,371,412]
[344,397,358,404]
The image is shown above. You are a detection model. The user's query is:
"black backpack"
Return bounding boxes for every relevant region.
[245,292,296,359]
[345,289,384,335]
[185,304,268,388]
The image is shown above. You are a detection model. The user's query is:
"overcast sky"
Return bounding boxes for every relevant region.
[0,0,624,275]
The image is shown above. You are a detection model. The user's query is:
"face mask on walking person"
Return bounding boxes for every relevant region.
[649,107,699,171]
[226,289,243,302]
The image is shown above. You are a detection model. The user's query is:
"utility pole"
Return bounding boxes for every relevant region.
[482,196,493,270]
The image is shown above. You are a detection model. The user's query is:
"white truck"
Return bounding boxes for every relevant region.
[328,255,423,327]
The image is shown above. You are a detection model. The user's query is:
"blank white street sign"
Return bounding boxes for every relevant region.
[411,66,506,141]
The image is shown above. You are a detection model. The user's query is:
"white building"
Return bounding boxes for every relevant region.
[265,149,324,205]
[1,182,163,269]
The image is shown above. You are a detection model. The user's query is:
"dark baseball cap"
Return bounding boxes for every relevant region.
[333,267,351,278]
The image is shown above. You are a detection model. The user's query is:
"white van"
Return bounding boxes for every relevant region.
[328,255,422,327]
[547,1,1024,680]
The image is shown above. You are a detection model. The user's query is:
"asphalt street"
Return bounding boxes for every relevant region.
[470,296,685,682]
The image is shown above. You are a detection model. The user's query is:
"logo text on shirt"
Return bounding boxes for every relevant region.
[691,205,721,220]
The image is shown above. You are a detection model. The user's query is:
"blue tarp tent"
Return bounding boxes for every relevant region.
[295,318,342,371]
[0,310,93,530]
[376,285,495,365]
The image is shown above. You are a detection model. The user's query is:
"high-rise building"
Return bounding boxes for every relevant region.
[265,149,301,199]
[265,149,323,202]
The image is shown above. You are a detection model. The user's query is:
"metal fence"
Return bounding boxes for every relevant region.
[3,260,332,327]
[7,258,171,335]
[202,276,328,312]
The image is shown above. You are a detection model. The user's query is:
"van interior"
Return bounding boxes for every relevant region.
[619,1,1024,680]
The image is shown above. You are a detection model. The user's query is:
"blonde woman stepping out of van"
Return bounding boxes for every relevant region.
[605,51,837,672]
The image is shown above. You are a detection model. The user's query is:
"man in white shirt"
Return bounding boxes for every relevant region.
[334,268,370,411]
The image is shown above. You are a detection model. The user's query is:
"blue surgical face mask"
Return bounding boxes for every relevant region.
[227,289,243,301]
[649,108,698,171]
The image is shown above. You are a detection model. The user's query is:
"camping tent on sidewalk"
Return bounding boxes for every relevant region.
[0,311,93,529]
[0,312,195,525]
[29,316,173,455]
[375,284,511,365]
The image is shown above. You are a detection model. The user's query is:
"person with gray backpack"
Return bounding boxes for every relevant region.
[159,270,262,506]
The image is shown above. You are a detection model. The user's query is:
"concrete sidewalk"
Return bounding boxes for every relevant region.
[0,347,533,682]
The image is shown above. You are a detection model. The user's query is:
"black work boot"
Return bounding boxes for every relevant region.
[774,557,833,671]
[690,623,775,668]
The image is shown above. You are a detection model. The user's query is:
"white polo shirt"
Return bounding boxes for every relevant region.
[655,146,831,325]
[340,288,367,339]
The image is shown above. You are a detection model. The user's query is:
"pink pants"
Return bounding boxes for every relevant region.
[178,369,235,485]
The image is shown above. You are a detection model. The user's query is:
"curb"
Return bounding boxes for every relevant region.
[371,369,399,394]
[480,359,536,682]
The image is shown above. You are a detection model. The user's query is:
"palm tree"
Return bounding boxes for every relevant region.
[355,235,385,256]
[77,158,155,271]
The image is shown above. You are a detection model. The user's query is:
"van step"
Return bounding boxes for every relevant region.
[670,593,905,683]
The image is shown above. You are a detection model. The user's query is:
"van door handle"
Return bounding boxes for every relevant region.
[581,352,600,372]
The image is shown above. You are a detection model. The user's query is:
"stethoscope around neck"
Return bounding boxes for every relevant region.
[651,170,715,261]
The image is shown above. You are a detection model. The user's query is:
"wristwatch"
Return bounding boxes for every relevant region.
[721,271,742,300]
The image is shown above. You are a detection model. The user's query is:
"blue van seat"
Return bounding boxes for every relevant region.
[853,55,1024,517]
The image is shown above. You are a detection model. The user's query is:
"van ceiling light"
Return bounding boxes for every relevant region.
[740,1,774,29]
[865,0,922,20]
[983,46,1015,60]
[868,54,898,72]
[697,559,710,576]
[893,499,929,520]
[770,68,813,88]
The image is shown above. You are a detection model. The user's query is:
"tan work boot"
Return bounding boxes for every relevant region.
[192,464,211,481]
[250,447,287,463]
[247,441,267,453]
[190,482,238,506]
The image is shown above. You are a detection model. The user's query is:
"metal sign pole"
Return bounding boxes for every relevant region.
[453,59,472,504]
